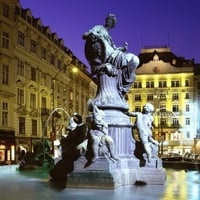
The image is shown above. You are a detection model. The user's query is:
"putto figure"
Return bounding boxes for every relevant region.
[127,103,159,163]
[83,14,139,108]
[85,100,118,167]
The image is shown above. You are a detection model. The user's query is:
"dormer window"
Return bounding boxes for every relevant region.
[153,54,159,61]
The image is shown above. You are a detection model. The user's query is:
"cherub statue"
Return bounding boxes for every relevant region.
[84,100,118,167]
[127,103,159,162]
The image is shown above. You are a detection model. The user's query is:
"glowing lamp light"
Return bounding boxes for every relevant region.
[72,67,78,73]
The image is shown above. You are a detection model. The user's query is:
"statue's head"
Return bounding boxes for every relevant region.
[72,113,82,124]
[105,13,117,28]
[143,103,154,113]
[66,113,82,131]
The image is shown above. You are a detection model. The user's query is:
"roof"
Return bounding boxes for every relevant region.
[138,47,195,68]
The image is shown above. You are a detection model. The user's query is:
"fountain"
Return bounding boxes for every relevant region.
[18,108,70,171]
[65,14,166,189]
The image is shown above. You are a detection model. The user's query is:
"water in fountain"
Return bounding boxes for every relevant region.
[42,108,70,169]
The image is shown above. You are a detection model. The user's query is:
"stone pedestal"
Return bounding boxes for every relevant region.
[66,116,166,189]
[66,157,139,189]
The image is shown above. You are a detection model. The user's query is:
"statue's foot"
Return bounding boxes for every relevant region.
[83,160,94,168]
[84,156,98,168]
[110,155,119,161]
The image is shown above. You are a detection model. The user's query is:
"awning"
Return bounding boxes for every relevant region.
[0,130,15,143]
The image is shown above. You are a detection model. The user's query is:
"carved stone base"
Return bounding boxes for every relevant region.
[135,167,166,185]
[66,157,139,189]
[66,156,166,189]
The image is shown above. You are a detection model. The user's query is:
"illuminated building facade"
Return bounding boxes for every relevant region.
[127,46,200,155]
[0,0,97,164]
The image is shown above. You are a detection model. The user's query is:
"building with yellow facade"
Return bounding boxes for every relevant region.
[127,46,200,155]
[0,0,97,164]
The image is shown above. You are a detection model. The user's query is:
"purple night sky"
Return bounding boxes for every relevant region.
[20,0,200,69]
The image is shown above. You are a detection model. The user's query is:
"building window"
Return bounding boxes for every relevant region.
[2,64,9,85]
[160,118,167,126]
[146,81,154,88]
[185,93,190,99]
[31,67,36,81]
[185,118,190,125]
[2,102,8,126]
[185,79,190,87]
[134,94,141,101]
[30,39,36,53]
[133,81,142,88]
[41,97,47,114]
[160,104,166,112]
[38,25,41,32]
[17,60,24,76]
[171,80,180,87]
[172,118,179,127]
[186,104,190,112]
[57,59,62,69]
[2,32,9,49]
[3,3,9,18]
[172,104,179,112]
[50,54,55,65]
[17,89,24,105]
[19,117,25,134]
[27,16,32,24]
[158,80,167,88]
[17,31,25,46]
[147,94,153,101]
[186,131,190,138]
[135,106,141,112]
[30,93,36,109]
[172,93,179,101]
[160,93,166,100]
[32,120,37,136]
[41,47,46,59]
